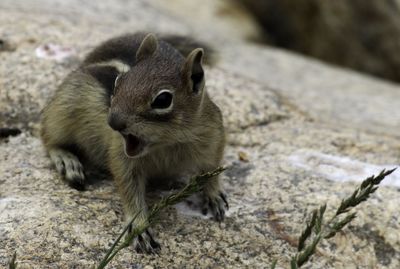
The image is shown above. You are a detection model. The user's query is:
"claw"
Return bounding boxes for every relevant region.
[202,191,229,222]
[202,207,208,215]
[220,192,229,210]
[68,179,86,191]
[146,230,161,250]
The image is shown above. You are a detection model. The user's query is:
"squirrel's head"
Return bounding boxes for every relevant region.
[108,33,206,158]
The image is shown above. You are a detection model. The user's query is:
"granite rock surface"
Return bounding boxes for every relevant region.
[1,0,400,268]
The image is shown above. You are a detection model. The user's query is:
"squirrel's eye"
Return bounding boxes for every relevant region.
[151,91,173,110]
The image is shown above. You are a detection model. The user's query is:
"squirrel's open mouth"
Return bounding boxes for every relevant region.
[122,134,147,158]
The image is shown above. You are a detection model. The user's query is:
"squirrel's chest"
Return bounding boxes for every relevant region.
[142,144,203,178]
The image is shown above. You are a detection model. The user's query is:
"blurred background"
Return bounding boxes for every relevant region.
[159,0,400,83]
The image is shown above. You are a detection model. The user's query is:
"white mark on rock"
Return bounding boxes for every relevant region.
[168,193,208,219]
[0,196,42,224]
[174,202,209,219]
[288,149,399,187]
[35,43,76,62]
[0,197,20,213]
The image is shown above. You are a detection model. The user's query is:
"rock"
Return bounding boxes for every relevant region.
[1,0,400,268]
[218,43,400,137]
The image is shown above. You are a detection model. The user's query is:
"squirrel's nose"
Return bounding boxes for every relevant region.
[108,113,127,132]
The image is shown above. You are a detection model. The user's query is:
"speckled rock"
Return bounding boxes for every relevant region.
[1,0,400,268]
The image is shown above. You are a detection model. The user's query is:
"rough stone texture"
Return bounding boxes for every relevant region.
[1,0,400,268]
[218,44,400,138]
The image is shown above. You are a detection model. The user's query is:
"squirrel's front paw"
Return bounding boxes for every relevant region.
[202,191,229,222]
[130,228,161,254]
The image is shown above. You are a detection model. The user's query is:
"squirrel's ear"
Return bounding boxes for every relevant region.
[136,33,158,62]
[182,48,205,94]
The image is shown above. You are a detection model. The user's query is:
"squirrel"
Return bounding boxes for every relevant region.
[40,32,228,253]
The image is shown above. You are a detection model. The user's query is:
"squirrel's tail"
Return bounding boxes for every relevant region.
[160,34,217,65]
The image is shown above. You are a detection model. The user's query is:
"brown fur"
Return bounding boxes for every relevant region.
[41,33,226,253]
